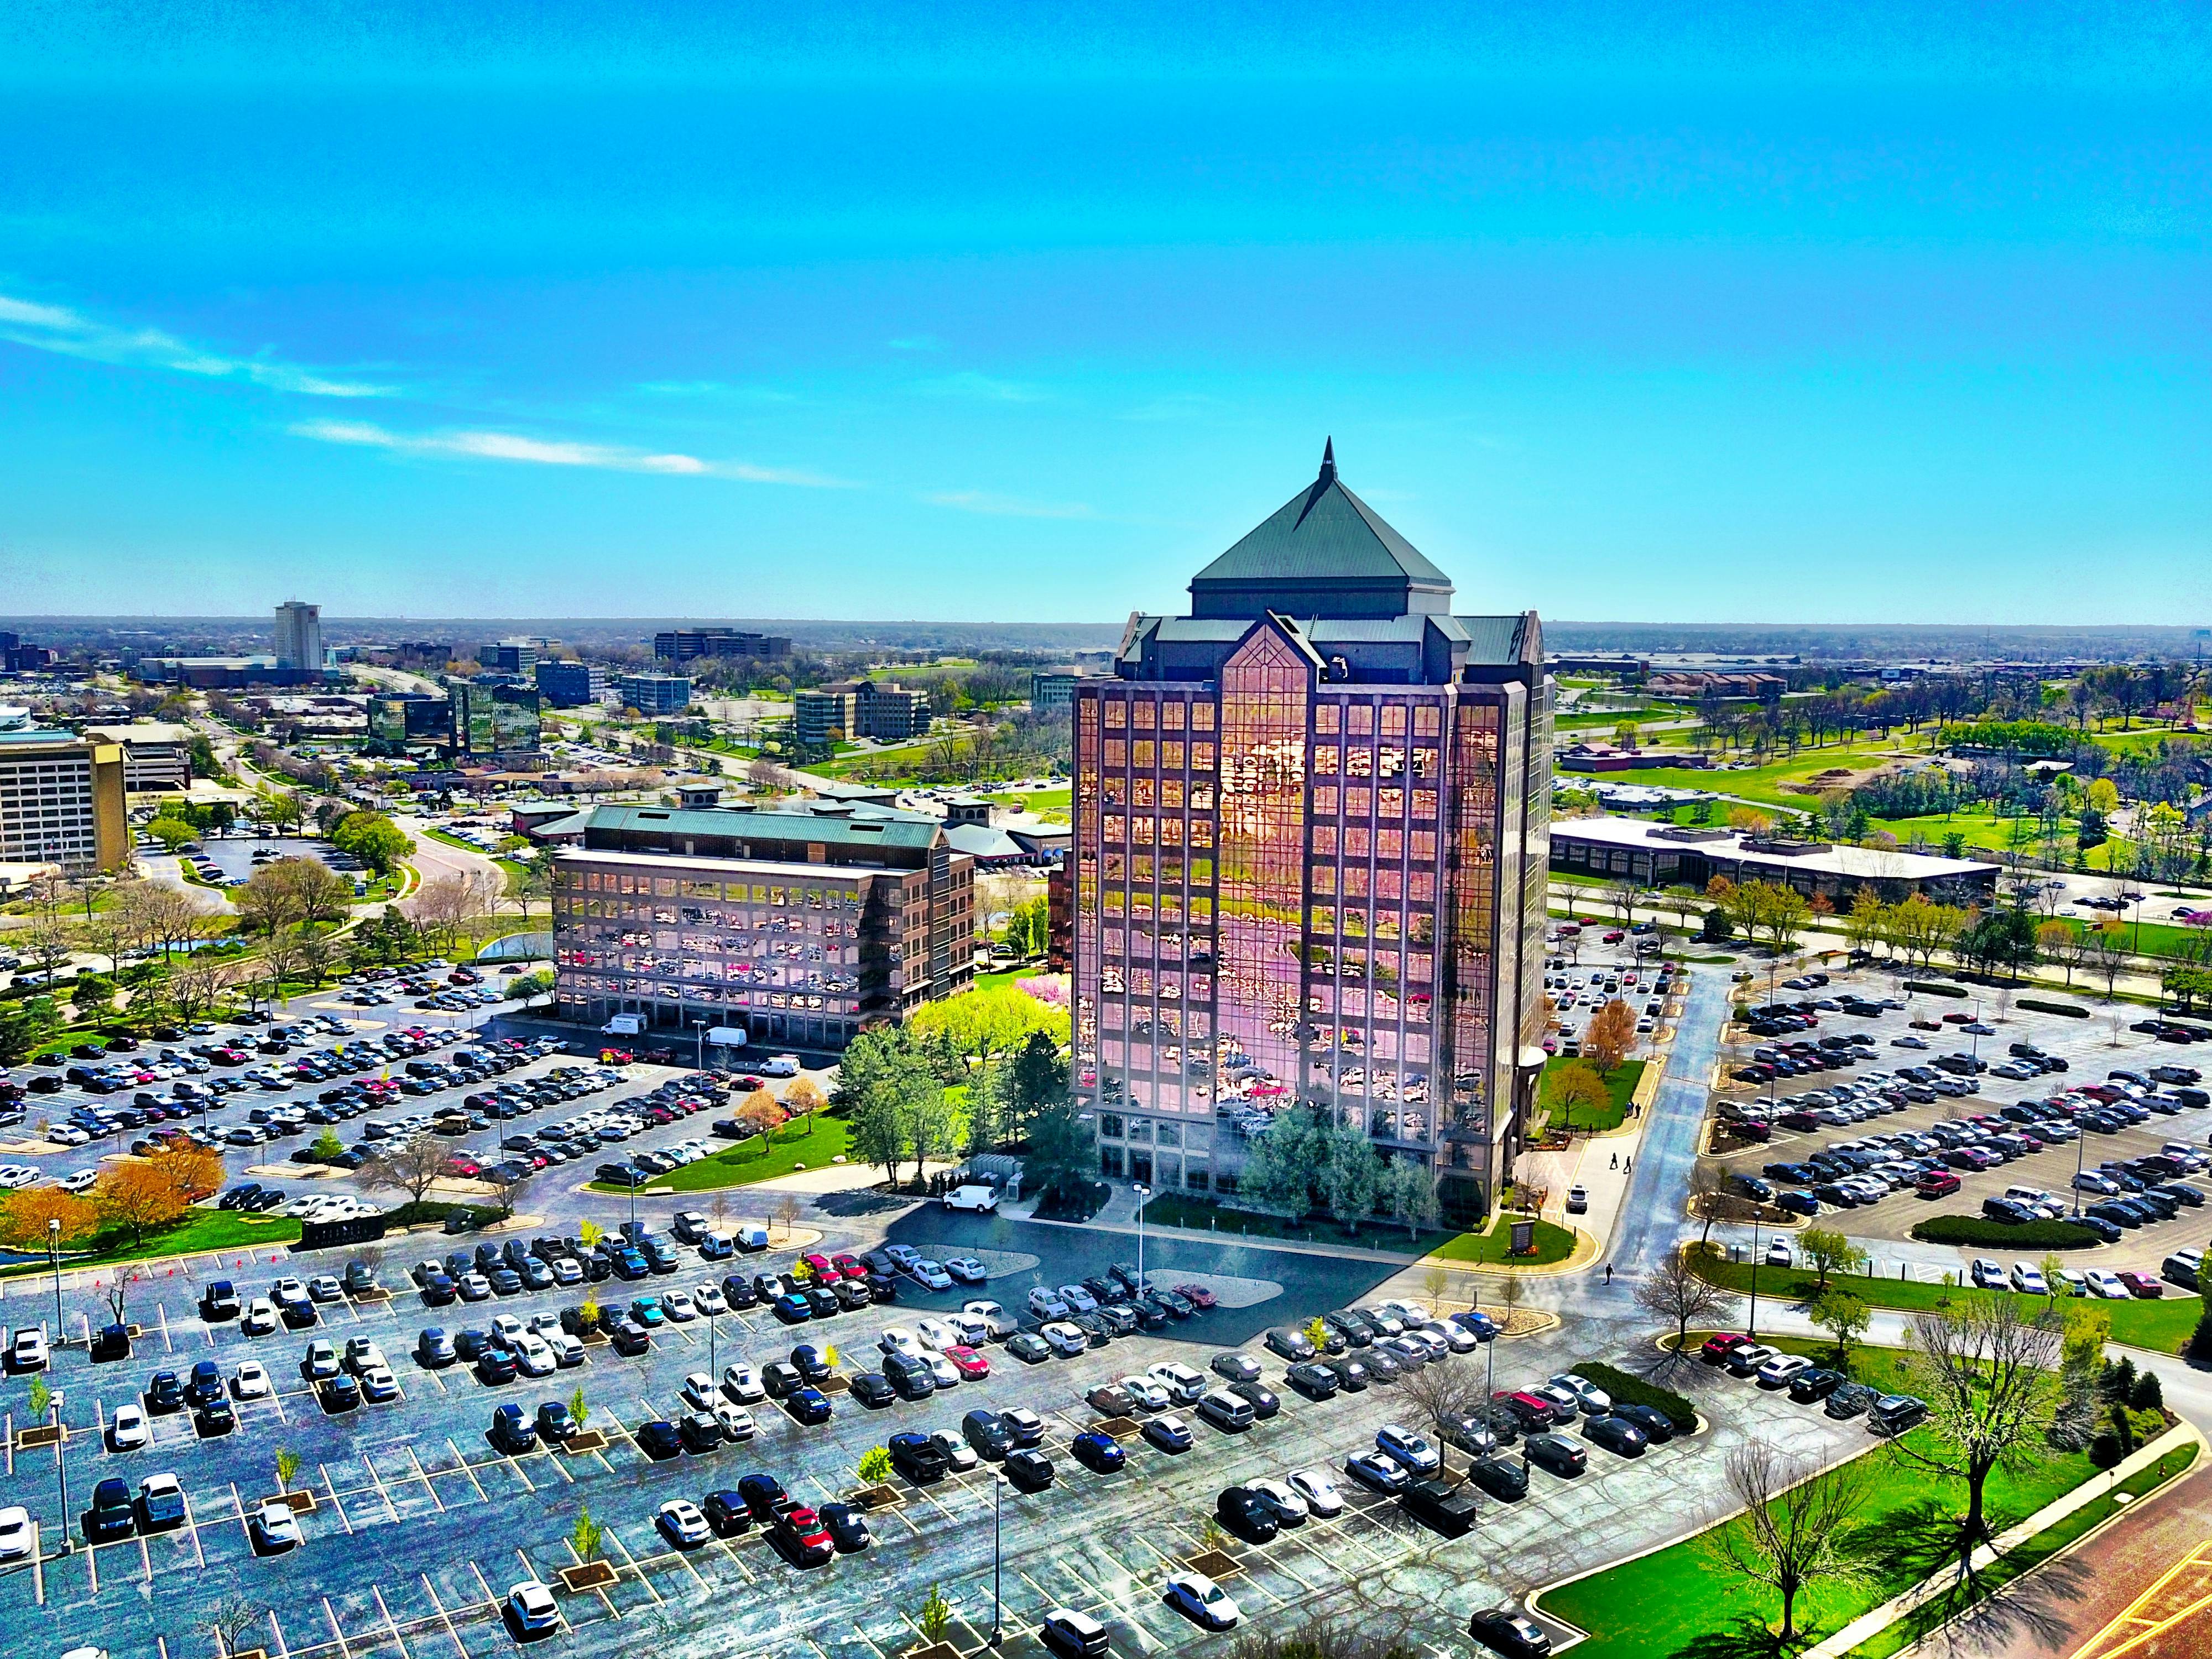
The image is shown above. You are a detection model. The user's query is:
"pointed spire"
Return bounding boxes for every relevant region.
[1318,436,1337,485]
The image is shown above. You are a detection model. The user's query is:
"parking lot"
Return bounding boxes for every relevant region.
[0,1188,1881,1659]
[1706,963,2212,1279]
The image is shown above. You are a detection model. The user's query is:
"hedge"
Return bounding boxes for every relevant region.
[1909,1215,2101,1249]
[2018,998,2090,1019]
[1573,1360,1698,1434]
[1904,980,1969,999]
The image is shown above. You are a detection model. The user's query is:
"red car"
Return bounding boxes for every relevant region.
[773,1505,833,1566]
[1915,1172,1961,1198]
[943,1344,990,1380]
[1700,1332,1752,1364]
[831,1254,868,1281]
[1602,930,1625,943]
[2118,1272,2166,1298]
[1172,1283,1218,1310]
[1942,1011,1971,1025]
[730,1075,764,1092]
[445,1156,484,1178]
[799,1253,841,1283]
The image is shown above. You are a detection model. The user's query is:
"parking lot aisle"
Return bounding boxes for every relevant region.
[598,1525,664,1606]
[414,1573,471,1659]
[398,1443,446,1514]
[358,1446,402,1521]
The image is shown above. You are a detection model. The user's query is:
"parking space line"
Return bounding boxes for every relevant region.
[267,1608,293,1659]
[181,1486,208,1569]
[362,1447,400,1522]
[372,1585,413,1659]
[85,1530,100,1596]
[401,1444,446,1515]
[466,1554,502,1621]
[321,1597,351,1659]
[505,1453,536,1495]
[319,1462,354,1535]
[29,1520,41,1605]
[445,1439,488,1502]
[418,1573,467,1657]
[601,1527,662,1604]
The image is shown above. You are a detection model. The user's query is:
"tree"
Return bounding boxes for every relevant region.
[1382,1158,1439,1238]
[92,1161,189,1245]
[1844,886,1887,957]
[1898,1297,2063,1562]
[330,811,414,877]
[1582,999,1637,1076]
[571,1505,604,1562]
[734,1094,784,1140]
[857,1445,894,1486]
[487,1162,534,1218]
[0,1186,99,1249]
[916,1585,953,1647]
[358,1134,456,1206]
[1546,1060,1610,1134]
[0,995,64,1066]
[208,1596,269,1659]
[1810,1290,1870,1371]
[1638,1246,1741,1360]
[275,1448,302,1491]
[2088,921,2129,999]
[780,1076,826,1131]
[1708,1438,1874,1651]
[1319,1127,1381,1232]
[143,1137,223,1202]
[146,815,196,853]
[1395,1342,1488,1477]
[1799,1227,1867,1292]
[999,1029,1070,1141]
[2037,919,2084,985]
[1022,1098,1098,1208]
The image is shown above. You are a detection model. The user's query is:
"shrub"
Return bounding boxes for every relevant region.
[2017,998,2090,1019]
[2131,1369,2165,1412]
[1908,1216,2100,1250]
[1573,1361,1697,1434]
[1903,980,1969,999]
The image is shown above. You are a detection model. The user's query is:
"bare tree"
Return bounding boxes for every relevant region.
[1897,1297,2064,1568]
[1395,1352,1490,1480]
[207,1594,269,1659]
[486,1162,534,1218]
[1708,1439,1875,1651]
[1637,1247,1741,1361]
[357,1135,455,1206]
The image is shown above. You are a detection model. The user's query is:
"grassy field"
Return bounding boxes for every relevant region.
[984,787,1071,820]
[1617,738,1939,811]
[587,1112,853,1194]
[2,1208,303,1277]
[1689,1250,2203,1353]
[1542,1058,1645,1133]
[1426,1215,1578,1265]
[1540,1337,2106,1659]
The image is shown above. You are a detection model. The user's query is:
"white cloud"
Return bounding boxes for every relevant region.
[0,291,392,398]
[923,489,1095,520]
[911,371,1047,403]
[291,418,849,487]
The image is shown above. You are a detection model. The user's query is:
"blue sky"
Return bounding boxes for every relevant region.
[1,3,2207,624]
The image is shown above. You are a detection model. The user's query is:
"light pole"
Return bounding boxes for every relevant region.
[1746,1209,1762,1339]
[47,1218,70,1553]
[988,1470,1005,1647]
[2073,1123,2089,1217]
[691,1018,707,1071]
[1131,1183,1150,1292]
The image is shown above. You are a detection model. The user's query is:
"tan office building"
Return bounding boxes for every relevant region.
[0,731,129,875]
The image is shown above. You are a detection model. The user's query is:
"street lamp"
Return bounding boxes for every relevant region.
[47,1217,70,1554]
[691,1018,707,1071]
[1746,1209,1762,1339]
[1131,1183,1150,1292]
[988,1469,1005,1647]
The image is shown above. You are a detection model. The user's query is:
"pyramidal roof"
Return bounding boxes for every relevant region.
[1186,440,1455,619]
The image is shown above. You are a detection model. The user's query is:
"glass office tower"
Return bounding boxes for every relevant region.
[1071,444,1552,1223]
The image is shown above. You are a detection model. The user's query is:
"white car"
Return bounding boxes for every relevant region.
[1119,1374,1171,1411]
[964,1300,1018,1339]
[656,1499,711,1548]
[693,1286,728,1317]
[233,1361,273,1399]
[1247,1477,1310,1526]
[1164,1571,1240,1630]
[506,1580,559,1636]
[1548,1373,1613,1413]
[1146,1361,1206,1404]
[878,1327,925,1360]
[56,1170,98,1194]
[1039,1321,1088,1357]
[514,1336,555,1377]
[109,1402,150,1450]
[925,1352,962,1388]
[250,1499,302,1552]
[661,1291,697,1324]
[722,1362,765,1402]
[1969,1259,2007,1292]
[9,1327,49,1371]
[914,1317,961,1353]
[928,1428,980,1472]
[0,1506,32,1562]
[2086,1270,2130,1300]
[546,1332,585,1369]
[1286,1467,1344,1518]
[242,1298,278,1336]
[712,1401,756,1441]
[909,1260,954,1291]
[1755,1353,1812,1389]
[1026,1286,1071,1321]
[681,1371,719,1411]
[2010,1262,2049,1296]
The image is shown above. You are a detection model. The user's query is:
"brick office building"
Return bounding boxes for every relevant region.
[1071,445,1553,1222]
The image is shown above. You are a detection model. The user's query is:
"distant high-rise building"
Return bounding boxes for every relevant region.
[273,601,323,670]
[481,639,542,675]
[1071,444,1553,1224]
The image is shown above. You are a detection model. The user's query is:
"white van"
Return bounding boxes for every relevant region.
[2004,1185,2056,1208]
[943,1184,999,1213]
[1196,1389,1255,1432]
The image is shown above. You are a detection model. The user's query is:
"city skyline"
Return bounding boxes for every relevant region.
[3,4,2207,625]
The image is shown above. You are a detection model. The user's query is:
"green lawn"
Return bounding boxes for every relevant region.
[1541,1338,2107,1659]
[1543,1058,1645,1134]
[587,1112,852,1193]
[2,1208,302,1277]
[1138,1191,1451,1255]
[1426,1215,1578,1265]
[1689,1250,2202,1354]
[1615,739,1938,811]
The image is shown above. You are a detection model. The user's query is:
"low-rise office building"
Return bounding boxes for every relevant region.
[654,628,794,663]
[1550,815,2000,903]
[85,721,195,794]
[794,679,930,748]
[450,681,543,757]
[551,799,975,1050]
[615,674,694,716]
[535,660,608,708]
[0,730,128,875]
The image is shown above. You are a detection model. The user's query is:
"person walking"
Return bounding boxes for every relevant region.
[1604,1262,1613,1285]
[1609,1151,1619,1171]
